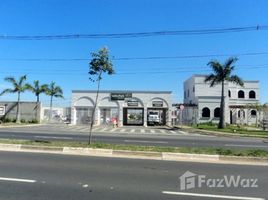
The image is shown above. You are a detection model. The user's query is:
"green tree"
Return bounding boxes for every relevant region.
[88,47,115,144]
[46,82,64,121]
[26,80,48,122]
[0,75,28,123]
[205,57,244,129]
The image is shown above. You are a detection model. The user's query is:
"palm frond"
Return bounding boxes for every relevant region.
[0,88,15,96]
[224,57,238,68]
[18,75,27,86]
[228,75,244,87]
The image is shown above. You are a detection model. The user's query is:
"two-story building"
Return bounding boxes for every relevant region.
[182,75,260,125]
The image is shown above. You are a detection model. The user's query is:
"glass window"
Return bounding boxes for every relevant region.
[238,90,245,98]
[202,107,210,118]
[214,107,220,118]
[249,91,256,99]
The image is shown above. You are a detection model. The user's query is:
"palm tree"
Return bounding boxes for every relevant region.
[205,57,244,129]
[26,80,48,122]
[46,82,64,121]
[0,75,28,123]
[88,47,115,144]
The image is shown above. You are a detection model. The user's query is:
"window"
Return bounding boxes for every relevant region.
[238,90,245,98]
[228,90,231,98]
[238,110,245,118]
[187,89,189,97]
[249,90,256,99]
[193,86,195,93]
[214,107,220,118]
[184,91,186,99]
[202,107,210,118]
[251,110,257,117]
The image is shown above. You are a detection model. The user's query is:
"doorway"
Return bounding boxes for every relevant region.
[123,108,144,126]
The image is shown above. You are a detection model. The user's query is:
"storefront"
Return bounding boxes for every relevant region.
[71,90,172,127]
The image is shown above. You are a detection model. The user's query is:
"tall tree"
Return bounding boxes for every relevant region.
[46,82,64,121]
[88,47,115,144]
[26,80,48,122]
[0,75,28,123]
[205,57,244,129]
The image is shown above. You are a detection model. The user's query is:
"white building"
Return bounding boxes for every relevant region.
[183,75,260,125]
[71,90,172,126]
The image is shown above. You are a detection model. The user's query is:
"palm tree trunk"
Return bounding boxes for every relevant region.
[16,92,21,123]
[219,80,225,128]
[36,95,39,123]
[49,95,53,122]
[88,72,102,145]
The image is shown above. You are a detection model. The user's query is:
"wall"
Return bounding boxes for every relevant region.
[0,101,41,122]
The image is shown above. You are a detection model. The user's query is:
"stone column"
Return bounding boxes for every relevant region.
[143,107,147,127]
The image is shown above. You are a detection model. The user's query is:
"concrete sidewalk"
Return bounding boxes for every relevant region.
[0,143,267,166]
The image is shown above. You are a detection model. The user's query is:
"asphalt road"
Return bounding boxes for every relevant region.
[0,151,267,200]
[0,128,267,150]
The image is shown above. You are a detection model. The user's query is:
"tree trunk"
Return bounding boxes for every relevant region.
[218,80,225,129]
[49,95,53,122]
[16,92,21,123]
[36,95,39,122]
[88,73,102,145]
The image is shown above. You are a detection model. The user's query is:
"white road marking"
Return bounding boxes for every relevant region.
[150,130,155,133]
[0,177,36,183]
[34,136,73,140]
[141,129,145,133]
[225,144,268,148]
[130,129,135,133]
[169,130,176,134]
[162,191,265,200]
[160,130,166,134]
[110,128,117,132]
[119,129,126,132]
[124,140,168,144]
[179,130,188,135]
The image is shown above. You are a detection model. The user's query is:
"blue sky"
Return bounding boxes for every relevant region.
[0,0,268,106]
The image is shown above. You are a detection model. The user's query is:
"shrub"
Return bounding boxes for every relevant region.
[20,119,26,123]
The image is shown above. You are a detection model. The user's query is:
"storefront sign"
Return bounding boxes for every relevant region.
[152,101,163,107]
[0,106,5,116]
[111,93,132,101]
[127,100,139,107]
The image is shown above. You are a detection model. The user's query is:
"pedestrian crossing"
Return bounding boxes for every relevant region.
[38,124,188,135]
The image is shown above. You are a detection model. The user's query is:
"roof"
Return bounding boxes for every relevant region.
[185,74,259,83]
[72,90,172,94]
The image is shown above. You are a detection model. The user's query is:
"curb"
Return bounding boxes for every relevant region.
[0,143,267,166]
[0,124,43,129]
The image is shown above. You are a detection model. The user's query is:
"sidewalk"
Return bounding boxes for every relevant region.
[178,126,268,139]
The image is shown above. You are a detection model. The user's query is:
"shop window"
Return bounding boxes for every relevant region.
[238,90,245,98]
[251,110,257,117]
[214,107,220,118]
[202,107,210,118]
[228,90,231,98]
[249,90,256,99]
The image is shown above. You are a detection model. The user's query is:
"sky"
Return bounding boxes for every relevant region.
[0,0,268,106]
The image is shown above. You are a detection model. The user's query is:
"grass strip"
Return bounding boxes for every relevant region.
[0,139,268,158]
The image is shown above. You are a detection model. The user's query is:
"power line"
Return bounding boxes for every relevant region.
[1,51,268,62]
[0,25,267,40]
[0,65,266,76]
